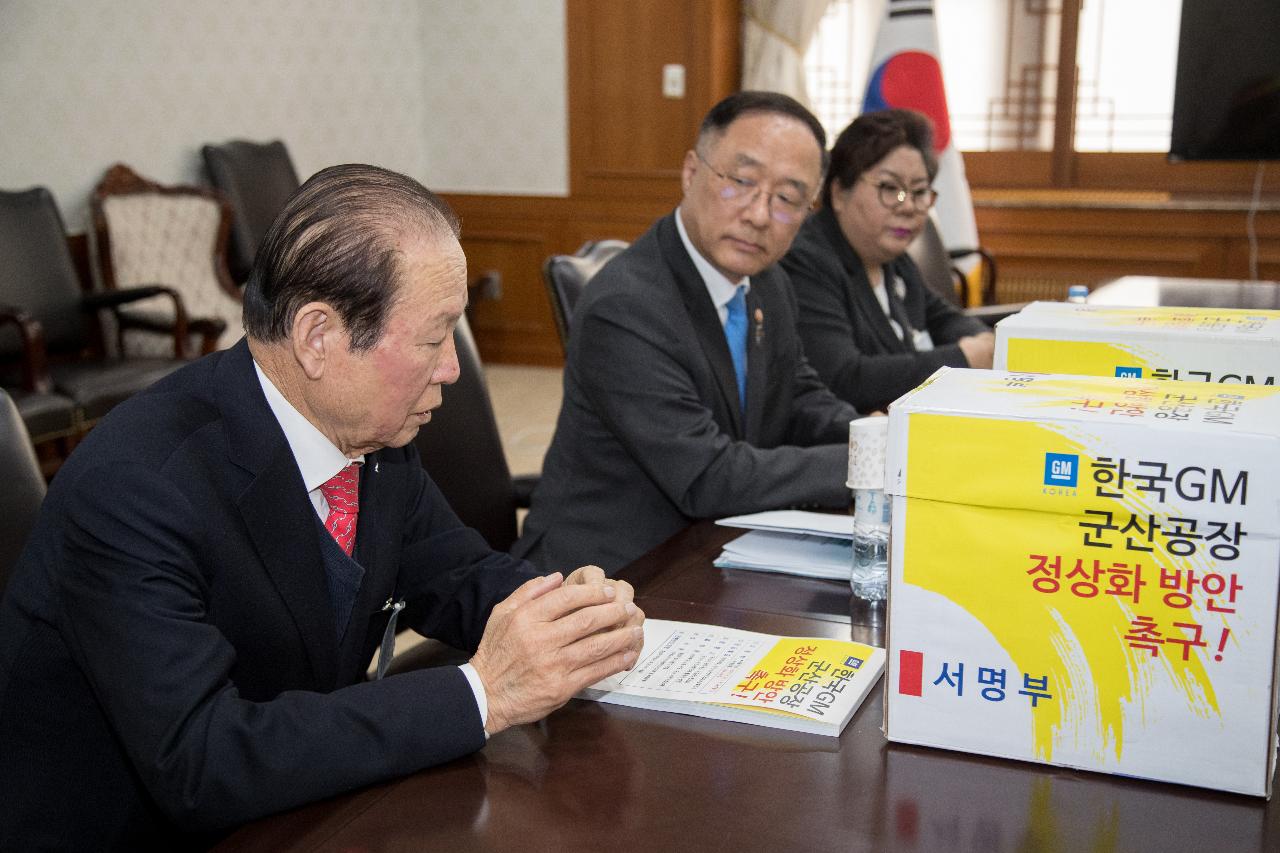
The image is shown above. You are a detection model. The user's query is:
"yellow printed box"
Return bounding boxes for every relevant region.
[883,367,1280,796]
[993,302,1280,385]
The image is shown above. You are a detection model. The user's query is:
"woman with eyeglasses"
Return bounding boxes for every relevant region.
[780,108,993,413]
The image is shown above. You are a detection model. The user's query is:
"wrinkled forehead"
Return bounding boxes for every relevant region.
[704,112,823,187]
[390,231,468,314]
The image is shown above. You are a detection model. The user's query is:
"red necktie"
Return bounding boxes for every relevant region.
[320,464,360,556]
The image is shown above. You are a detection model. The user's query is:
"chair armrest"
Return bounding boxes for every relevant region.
[81,285,191,358]
[117,308,227,356]
[80,284,172,310]
[948,247,998,305]
[0,304,53,393]
[511,473,539,509]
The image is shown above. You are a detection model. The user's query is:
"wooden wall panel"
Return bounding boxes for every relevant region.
[438,1,741,365]
[445,193,683,365]
[460,229,557,365]
[568,0,740,199]
[975,202,1280,302]
[967,152,1280,195]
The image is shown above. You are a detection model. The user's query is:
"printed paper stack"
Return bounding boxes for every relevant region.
[883,367,1280,795]
[581,619,885,736]
[994,302,1280,384]
[713,510,854,581]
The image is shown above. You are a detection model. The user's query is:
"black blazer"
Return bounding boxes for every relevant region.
[513,212,858,574]
[781,207,987,413]
[0,340,537,849]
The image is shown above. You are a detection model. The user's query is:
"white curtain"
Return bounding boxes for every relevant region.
[741,0,832,106]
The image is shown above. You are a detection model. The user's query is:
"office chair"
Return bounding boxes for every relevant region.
[411,314,537,554]
[201,139,301,287]
[202,139,504,310]
[0,388,48,595]
[907,216,1022,327]
[542,240,629,354]
[92,164,240,357]
[0,187,187,432]
[0,295,78,462]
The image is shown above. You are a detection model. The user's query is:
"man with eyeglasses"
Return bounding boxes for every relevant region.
[781,108,994,414]
[514,91,859,574]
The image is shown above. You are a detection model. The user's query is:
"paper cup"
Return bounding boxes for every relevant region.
[847,416,889,491]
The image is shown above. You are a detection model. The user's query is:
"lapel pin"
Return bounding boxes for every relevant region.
[754,308,764,346]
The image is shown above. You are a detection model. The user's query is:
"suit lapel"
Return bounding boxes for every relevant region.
[884,277,918,352]
[217,341,339,688]
[657,214,744,437]
[820,208,908,355]
[851,264,909,354]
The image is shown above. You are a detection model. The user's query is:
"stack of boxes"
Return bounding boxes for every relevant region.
[882,302,1280,795]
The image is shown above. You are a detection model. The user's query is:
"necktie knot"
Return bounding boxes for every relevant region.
[320,463,361,556]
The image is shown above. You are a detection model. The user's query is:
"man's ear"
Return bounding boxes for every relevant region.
[291,302,339,380]
[681,149,699,194]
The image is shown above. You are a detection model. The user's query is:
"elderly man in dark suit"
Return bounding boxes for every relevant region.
[514,92,860,574]
[0,165,643,850]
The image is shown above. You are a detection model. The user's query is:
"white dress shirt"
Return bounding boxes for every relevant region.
[676,206,751,326]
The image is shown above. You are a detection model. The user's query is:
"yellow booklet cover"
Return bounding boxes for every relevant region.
[580,619,885,737]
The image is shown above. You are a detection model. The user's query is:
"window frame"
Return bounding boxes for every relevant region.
[968,0,1274,195]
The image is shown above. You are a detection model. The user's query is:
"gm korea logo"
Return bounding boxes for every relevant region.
[1114,366,1143,378]
[1043,453,1078,487]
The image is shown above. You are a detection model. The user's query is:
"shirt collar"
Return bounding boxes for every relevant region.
[675,206,750,318]
[253,359,364,492]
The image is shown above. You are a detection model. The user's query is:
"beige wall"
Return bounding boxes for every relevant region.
[0,0,568,232]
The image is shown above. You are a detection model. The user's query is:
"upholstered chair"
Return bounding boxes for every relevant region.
[92,164,240,357]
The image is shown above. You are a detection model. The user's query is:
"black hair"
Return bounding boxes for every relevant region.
[697,90,829,173]
[242,164,460,351]
[822,109,937,208]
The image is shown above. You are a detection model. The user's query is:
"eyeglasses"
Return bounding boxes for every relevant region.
[862,177,938,212]
[696,151,812,225]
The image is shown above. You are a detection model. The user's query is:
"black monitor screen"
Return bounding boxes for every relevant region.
[1170,0,1280,161]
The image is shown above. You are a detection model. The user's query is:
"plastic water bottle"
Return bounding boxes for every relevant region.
[850,487,890,602]
[1066,284,1089,304]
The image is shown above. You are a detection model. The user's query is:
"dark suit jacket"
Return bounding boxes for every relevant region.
[781,207,987,413]
[0,340,537,850]
[513,212,858,574]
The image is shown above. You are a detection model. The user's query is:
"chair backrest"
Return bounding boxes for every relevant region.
[411,315,518,552]
[92,164,243,353]
[201,140,300,284]
[0,388,47,595]
[0,188,91,356]
[905,214,964,308]
[542,240,629,354]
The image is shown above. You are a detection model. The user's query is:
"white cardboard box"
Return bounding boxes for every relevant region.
[994,302,1280,385]
[883,367,1280,796]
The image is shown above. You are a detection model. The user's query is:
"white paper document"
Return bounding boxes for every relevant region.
[716,510,855,540]
[714,530,853,581]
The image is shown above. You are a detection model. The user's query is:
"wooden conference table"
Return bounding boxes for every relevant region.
[219,522,1280,852]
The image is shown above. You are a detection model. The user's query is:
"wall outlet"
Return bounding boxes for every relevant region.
[662,64,686,99]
